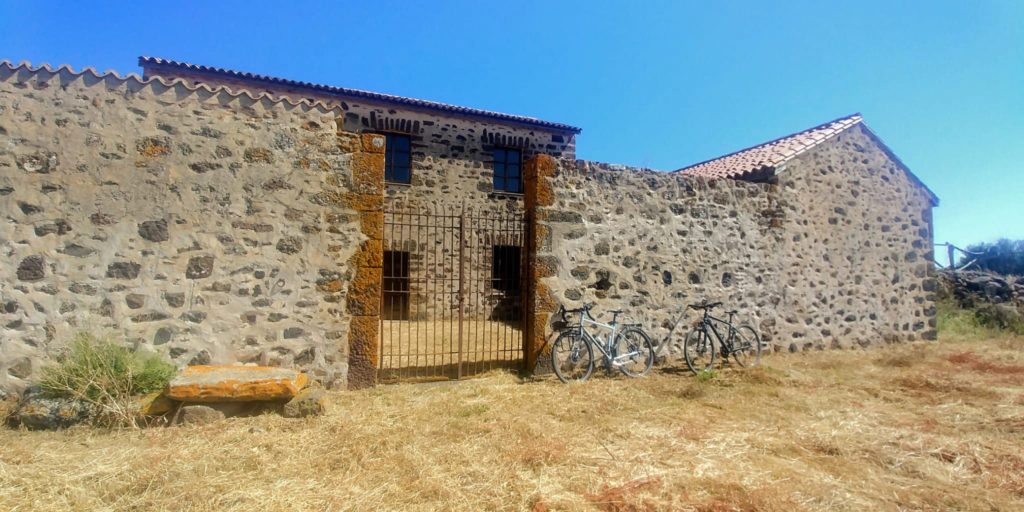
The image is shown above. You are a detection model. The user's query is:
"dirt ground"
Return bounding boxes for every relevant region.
[1,333,1022,511]
[378,319,523,380]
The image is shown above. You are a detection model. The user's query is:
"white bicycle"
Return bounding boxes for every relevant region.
[550,303,655,383]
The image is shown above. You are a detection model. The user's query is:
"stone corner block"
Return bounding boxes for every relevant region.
[358,210,384,240]
[352,153,385,193]
[347,315,380,390]
[343,193,384,213]
[351,239,383,268]
[360,133,387,154]
[347,267,383,316]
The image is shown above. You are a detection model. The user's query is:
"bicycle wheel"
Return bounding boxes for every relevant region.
[613,327,655,377]
[730,325,762,368]
[683,327,716,374]
[551,329,594,383]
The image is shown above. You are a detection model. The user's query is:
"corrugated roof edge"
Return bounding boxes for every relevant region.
[1,59,358,114]
[138,56,582,134]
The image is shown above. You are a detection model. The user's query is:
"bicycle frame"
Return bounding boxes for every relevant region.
[655,308,689,357]
[697,310,738,353]
[568,309,633,371]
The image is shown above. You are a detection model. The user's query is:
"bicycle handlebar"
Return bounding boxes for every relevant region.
[557,303,596,321]
[688,301,723,310]
[561,303,594,314]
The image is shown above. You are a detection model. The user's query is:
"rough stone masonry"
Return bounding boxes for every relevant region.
[0,63,368,391]
[0,59,937,392]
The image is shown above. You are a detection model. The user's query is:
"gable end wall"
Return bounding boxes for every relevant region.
[772,124,937,348]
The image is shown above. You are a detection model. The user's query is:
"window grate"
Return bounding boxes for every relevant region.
[492,148,522,193]
[384,134,412,184]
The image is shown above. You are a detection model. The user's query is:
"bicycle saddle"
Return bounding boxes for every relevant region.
[726,309,738,315]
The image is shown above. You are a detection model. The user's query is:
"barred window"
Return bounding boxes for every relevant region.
[491,245,521,292]
[492,148,522,193]
[384,134,411,184]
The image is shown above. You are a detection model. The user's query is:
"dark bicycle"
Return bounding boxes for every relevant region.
[683,300,762,373]
[550,303,655,383]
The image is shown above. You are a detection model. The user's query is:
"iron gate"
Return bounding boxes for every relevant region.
[379,204,527,382]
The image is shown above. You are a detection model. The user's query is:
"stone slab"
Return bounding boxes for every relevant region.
[167,365,309,402]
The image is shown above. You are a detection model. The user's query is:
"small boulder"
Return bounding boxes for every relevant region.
[167,365,309,402]
[11,389,95,430]
[177,405,225,426]
[283,385,326,418]
[136,391,177,416]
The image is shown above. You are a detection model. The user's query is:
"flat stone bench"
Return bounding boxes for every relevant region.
[167,365,309,402]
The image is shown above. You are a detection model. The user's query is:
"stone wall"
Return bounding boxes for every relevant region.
[141,65,577,211]
[774,124,938,347]
[531,159,784,361]
[0,61,938,392]
[0,64,366,392]
[148,66,564,335]
[529,128,935,364]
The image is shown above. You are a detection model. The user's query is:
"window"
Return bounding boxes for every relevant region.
[491,245,521,293]
[382,250,410,320]
[384,134,411,184]
[492,148,522,193]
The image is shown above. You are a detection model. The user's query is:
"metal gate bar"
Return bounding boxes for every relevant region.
[379,203,526,382]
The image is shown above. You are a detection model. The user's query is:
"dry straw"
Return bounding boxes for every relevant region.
[1,333,1022,511]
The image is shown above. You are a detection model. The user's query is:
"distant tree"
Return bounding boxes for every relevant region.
[965,238,1024,275]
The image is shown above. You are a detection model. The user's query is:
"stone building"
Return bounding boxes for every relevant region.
[0,57,937,392]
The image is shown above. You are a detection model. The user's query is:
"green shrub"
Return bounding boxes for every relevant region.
[39,333,176,427]
[936,299,1024,338]
[695,368,718,383]
[974,303,1024,335]
[966,238,1024,276]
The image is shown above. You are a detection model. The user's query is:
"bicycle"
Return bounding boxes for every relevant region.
[652,307,693,363]
[550,303,655,383]
[683,300,762,374]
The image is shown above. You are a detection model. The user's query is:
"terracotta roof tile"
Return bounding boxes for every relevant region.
[674,114,863,178]
[138,57,581,134]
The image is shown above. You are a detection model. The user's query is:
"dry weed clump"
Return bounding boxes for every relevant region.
[0,334,1023,510]
[0,397,15,425]
[585,475,663,512]
[948,350,1024,375]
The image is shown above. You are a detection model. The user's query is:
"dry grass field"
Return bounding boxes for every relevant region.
[2,333,1023,511]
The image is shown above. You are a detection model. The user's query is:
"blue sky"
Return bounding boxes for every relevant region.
[2,1,1021,261]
